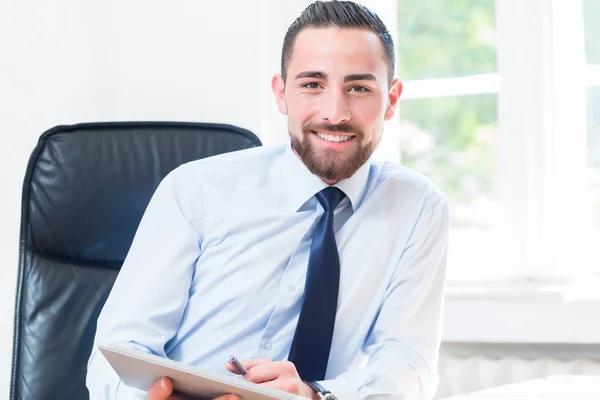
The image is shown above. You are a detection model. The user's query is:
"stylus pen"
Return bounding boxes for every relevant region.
[228,355,248,376]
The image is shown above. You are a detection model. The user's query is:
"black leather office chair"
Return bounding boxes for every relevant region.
[10,121,261,400]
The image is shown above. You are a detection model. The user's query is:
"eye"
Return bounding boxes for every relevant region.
[349,85,370,93]
[302,82,322,89]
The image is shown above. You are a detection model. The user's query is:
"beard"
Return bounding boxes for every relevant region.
[290,121,377,182]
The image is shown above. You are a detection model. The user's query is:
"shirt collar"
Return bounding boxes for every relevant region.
[281,143,371,212]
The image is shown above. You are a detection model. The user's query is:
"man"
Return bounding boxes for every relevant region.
[87,1,449,399]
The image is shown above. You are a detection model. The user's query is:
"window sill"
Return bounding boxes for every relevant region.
[442,277,600,343]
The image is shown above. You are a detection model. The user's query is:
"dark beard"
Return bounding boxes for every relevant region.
[290,122,376,182]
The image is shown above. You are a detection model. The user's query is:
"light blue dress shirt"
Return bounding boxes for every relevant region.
[87,143,449,400]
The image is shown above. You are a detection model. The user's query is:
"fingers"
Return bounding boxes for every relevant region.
[255,379,303,395]
[147,377,175,400]
[225,358,272,374]
[243,361,297,384]
[242,358,273,370]
[212,395,241,400]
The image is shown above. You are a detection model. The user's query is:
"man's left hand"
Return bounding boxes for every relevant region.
[213,359,318,400]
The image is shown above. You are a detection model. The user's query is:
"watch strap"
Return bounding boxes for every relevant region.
[305,381,337,399]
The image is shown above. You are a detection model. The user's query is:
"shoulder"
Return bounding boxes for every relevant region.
[155,145,285,221]
[161,145,287,214]
[169,144,284,182]
[372,160,447,208]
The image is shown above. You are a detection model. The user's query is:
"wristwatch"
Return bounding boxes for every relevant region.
[305,381,338,400]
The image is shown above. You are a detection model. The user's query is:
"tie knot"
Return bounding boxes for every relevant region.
[316,187,346,211]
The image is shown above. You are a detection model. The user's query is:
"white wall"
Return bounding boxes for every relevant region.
[0,0,312,396]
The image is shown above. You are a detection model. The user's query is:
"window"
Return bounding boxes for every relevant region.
[363,0,599,284]
[395,1,502,281]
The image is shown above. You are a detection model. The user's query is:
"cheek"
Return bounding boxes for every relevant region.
[289,97,319,125]
[355,95,386,115]
[351,101,385,130]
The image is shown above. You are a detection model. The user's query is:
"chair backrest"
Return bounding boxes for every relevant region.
[10,121,261,400]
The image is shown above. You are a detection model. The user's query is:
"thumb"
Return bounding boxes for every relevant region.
[147,377,173,399]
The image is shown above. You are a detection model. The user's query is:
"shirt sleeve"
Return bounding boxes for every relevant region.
[319,195,449,400]
[86,169,202,399]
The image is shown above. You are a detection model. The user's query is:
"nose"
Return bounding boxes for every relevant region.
[321,89,350,125]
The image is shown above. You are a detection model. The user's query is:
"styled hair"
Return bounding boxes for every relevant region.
[281,1,395,84]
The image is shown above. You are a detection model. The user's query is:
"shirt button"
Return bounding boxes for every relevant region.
[265,341,273,350]
[288,284,296,292]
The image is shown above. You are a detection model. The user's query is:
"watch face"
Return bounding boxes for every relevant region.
[323,394,337,400]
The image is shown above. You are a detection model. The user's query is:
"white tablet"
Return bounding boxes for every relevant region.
[98,343,307,400]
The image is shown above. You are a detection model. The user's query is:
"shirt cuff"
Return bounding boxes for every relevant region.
[317,378,360,400]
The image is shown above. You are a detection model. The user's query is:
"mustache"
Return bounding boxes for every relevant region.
[302,122,363,137]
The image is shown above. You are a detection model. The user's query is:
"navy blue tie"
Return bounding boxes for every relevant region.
[288,187,346,381]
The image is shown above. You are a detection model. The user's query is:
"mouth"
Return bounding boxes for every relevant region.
[311,131,357,144]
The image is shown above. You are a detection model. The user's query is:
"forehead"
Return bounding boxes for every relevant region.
[288,27,388,79]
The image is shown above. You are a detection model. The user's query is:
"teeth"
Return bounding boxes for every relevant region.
[316,132,353,143]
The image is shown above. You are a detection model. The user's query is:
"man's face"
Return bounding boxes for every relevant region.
[272,27,402,183]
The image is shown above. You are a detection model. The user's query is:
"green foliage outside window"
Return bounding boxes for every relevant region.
[396,0,496,80]
[584,0,600,65]
[396,0,498,219]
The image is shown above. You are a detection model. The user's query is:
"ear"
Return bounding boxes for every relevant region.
[384,78,402,121]
[271,74,288,115]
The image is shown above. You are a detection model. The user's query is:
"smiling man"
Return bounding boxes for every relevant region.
[279,25,395,186]
[87,2,449,400]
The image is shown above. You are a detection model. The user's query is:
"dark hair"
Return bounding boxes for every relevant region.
[281,1,395,85]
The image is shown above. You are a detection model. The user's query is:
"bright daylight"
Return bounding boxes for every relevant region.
[0,0,599,399]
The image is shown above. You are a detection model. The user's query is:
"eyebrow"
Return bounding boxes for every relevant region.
[294,71,377,82]
[344,73,377,82]
[295,71,328,80]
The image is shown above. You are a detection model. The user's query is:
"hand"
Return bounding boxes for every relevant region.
[147,360,319,400]
[148,377,241,400]
[147,377,178,400]
[220,359,318,399]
